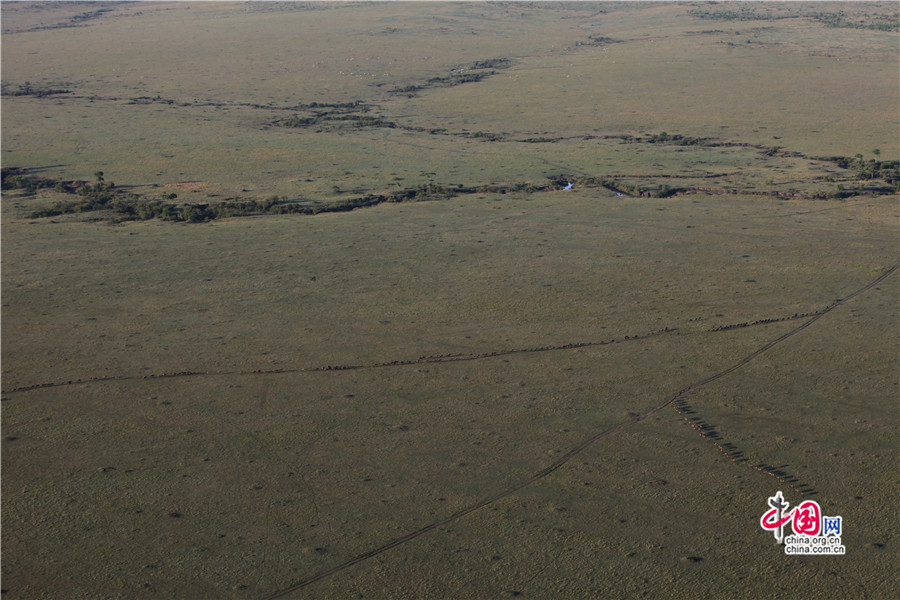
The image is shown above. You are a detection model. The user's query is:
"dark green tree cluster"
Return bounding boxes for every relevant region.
[811,10,899,32]
[274,115,318,127]
[687,7,790,22]
[646,132,711,146]
[1,167,58,192]
[469,58,512,69]
[577,35,621,47]
[1,81,71,97]
[466,131,503,141]
[273,113,396,130]
[849,158,899,185]
[520,137,562,143]
[28,177,131,219]
[293,100,365,112]
[689,5,898,31]
[390,58,511,96]
[817,154,900,189]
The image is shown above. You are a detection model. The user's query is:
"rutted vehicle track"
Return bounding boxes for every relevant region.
[5,265,893,597]
[260,262,897,599]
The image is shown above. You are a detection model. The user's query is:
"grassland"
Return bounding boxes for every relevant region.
[2,2,898,599]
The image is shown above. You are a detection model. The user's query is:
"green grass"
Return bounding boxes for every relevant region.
[2,2,896,204]
[2,2,898,599]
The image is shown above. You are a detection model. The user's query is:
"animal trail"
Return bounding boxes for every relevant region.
[262,263,899,598]
[1,304,846,395]
[0,326,679,394]
[707,310,822,332]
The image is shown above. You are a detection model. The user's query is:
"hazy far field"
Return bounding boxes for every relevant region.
[2,2,898,599]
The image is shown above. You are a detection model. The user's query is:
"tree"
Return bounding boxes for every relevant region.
[94,171,105,183]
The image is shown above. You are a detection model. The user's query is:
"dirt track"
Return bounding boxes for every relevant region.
[259,262,898,599]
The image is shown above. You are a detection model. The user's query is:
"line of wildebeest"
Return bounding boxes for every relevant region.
[2,308,824,394]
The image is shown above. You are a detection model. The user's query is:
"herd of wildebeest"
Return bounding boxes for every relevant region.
[3,309,823,395]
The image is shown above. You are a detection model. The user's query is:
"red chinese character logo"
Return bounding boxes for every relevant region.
[761,495,822,538]
[792,501,821,536]
[761,507,792,530]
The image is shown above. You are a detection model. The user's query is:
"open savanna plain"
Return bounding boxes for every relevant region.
[2,2,898,599]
